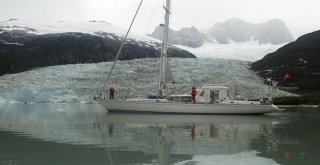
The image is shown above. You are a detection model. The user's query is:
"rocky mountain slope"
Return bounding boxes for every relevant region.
[149,18,294,48]
[149,26,204,48]
[251,30,320,94]
[0,20,196,76]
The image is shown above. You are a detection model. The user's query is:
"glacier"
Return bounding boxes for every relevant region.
[0,58,291,104]
[179,42,285,61]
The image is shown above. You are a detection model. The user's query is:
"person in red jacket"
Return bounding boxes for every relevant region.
[284,73,291,81]
[191,87,196,103]
[109,87,115,99]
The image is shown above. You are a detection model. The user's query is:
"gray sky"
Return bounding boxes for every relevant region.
[1,0,319,37]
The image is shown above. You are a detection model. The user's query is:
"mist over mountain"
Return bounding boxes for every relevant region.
[0,20,196,76]
[251,30,320,94]
[149,26,204,48]
[149,18,294,48]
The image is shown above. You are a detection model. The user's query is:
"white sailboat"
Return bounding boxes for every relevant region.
[99,0,282,114]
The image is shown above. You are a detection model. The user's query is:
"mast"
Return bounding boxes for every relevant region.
[158,0,171,98]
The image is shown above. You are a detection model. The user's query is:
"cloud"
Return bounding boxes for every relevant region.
[0,0,87,21]
[1,0,319,36]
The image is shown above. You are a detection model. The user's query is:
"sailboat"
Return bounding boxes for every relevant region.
[99,0,282,114]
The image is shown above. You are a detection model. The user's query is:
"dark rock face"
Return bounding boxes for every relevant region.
[251,30,320,93]
[149,18,294,48]
[0,29,196,76]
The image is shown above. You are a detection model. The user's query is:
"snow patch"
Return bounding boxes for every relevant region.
[0,19,160,44]
[0,40,24,46]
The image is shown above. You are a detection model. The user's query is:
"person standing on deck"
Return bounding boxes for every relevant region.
[191,87,196,103]
[109,87,115,99]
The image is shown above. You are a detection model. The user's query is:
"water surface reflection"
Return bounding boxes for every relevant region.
[0,103,319,164]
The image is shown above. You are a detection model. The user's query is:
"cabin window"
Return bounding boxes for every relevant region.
[210,90,219,99]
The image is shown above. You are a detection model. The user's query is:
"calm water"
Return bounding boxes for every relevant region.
[0,103,320,165]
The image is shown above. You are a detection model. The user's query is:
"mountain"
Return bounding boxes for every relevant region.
[149,18,294,47]
[0,20,196,76]
[208,18,294,45]
[251,30,320,94]
[149,26,204,48]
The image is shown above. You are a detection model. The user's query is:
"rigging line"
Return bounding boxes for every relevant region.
[212,0,247,58]
[102,0,144,90]
[97,125,115,165]
[166,85,188,96]
[144,0,162,34]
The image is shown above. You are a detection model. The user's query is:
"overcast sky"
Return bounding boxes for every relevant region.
[1,0,319,37]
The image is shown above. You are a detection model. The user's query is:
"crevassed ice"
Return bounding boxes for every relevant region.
[0,58,291,103]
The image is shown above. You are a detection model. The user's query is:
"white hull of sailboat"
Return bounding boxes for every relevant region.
[99,100,281,115]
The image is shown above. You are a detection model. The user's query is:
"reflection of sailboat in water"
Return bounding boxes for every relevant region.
[97,118,172,165]
[98,0,282,114]
[96,113,282,164]
[97,124,115,165]
[157,125,172,165]
[0,104,285,164]
[99,114,282,155]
